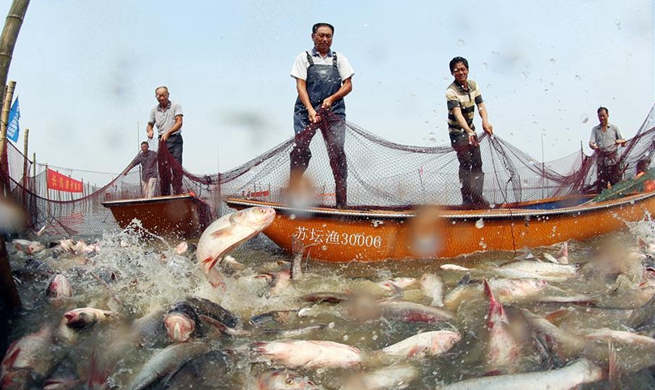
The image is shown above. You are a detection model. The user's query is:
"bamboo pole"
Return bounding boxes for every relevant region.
[0,0,30,124]
[0,81,15,196]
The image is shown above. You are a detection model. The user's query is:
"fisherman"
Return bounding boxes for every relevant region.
[146,86,184,196]
[124,141,158,198]
[446,56,494,209]
[589,106,626,192]
[288,22,354,209]
[635,158,650,179]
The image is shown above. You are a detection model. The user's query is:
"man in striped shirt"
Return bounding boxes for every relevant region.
[446,56,494,208]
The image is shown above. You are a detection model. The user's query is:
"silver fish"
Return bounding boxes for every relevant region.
[436,358,603,390]
[197,207,275,288]
[381,330,461,358]
[126,343,211,390]
[420,273,445,307]
[250,339,361,369]
[255,369,318,390]
[340,363,418,390]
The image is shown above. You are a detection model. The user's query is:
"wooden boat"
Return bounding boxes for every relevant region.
[225,190,655,263]
[102,194,213,239]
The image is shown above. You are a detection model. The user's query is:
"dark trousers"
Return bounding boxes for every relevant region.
[597,162,621,192]
[451,134,487,207]
[289,122,347,208]
[159,134,184,196]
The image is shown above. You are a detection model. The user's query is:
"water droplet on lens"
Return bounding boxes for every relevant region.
[580,114,589,123]
[457,39,465,47]
[289,214,296,220]
[574,75,581,81]
[549,58,556,64]
[475,218,484,229]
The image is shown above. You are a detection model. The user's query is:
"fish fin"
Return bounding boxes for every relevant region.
[199,314,228,333]
[87,349,108,388]
[542,253,559,264]
[207,267,226,290]
[201,256,222,274]
[482,279,494,301]
[1,344,21,370]
[516,246,535,260]
[406,345,424,358]
[456,274,472,286]
[210,225,236,238]
[544,308,572,324]
[608,341,617,382]
[557,242,569,264]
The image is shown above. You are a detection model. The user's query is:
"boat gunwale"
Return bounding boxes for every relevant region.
[101,194,197,208]
[225,191,655,220]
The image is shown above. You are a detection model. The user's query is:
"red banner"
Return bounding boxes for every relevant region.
[47,169,83,193]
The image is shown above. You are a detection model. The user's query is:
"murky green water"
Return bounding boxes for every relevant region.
[3,218,655,389]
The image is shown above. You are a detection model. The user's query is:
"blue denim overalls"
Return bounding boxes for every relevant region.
[289,51,348,208]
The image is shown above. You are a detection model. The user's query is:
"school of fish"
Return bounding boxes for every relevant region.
[1,207,655,389]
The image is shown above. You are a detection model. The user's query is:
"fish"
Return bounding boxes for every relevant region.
[520,308,587,362]
[1,326,68,390]
[483,279,521,374]
[261,324,327,338]
[197,207,276,288]
[376,299,455,323]
[586,328,655,348]
[266,270,292,297]
[249,310,300,327]
[12,239,46,255]
[499,260,577,278]
[130,309,169,348]
[300,291,352,304]
[444,278,548,311]
[164,301,200,343]
[250,340,361,368]
[441,263,572,282]
[63,308,115,329]
[46,274,73,301]
[381,330,461,358]
[340,363,419,390]
[126,342,211,390]
[185,296,241,329]
[377,277,417,292]
[435,358,603,390]
[255,369,319,390]
[157,350,235,389]
[221,254,246,274]
[420,273,445,307]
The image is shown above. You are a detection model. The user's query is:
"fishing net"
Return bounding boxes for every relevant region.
[3,104,655,238]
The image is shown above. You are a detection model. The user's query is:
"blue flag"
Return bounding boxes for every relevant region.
[6,97,20,143]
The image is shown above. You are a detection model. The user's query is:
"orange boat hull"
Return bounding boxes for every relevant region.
[102,194,213,239]
[226,192,655,262]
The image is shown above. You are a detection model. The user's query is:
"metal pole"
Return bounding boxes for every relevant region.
[541,133,545,198]
[21,127,27,207]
